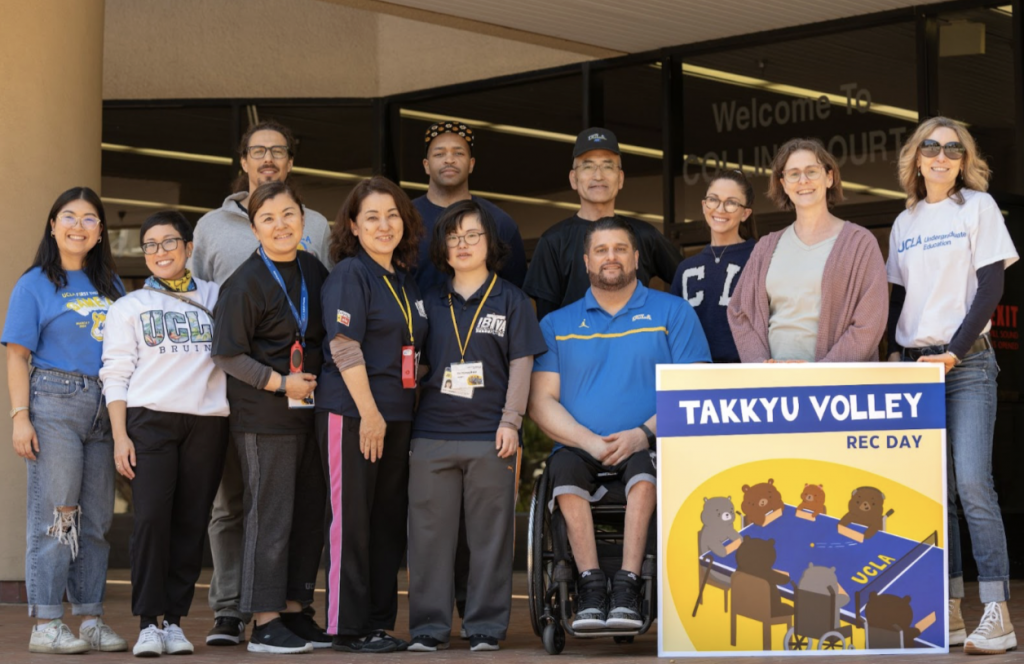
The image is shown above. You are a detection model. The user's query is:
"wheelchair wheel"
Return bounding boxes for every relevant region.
[542,623,565,655]
[613,636,634,644]
[527,471,551,637]
[784,627,808,650]
[817,631,848,650]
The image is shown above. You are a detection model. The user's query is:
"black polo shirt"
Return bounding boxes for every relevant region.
[317,249,428,422]
[413,273,547,441]
[522,214,681,318]
[213,250,328,434]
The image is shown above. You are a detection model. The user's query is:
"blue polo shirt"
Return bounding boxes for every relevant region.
[317,249,428,422]
[414,273,547,441]
[533,283,710,442]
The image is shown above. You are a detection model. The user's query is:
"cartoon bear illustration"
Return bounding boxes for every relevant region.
[838,486,892,540]
[740,479,784,527]
[796,483,826,518]
[797,563,849,627]
[698,496,741,558]
[734,537,790,615]
[865,592,921,643]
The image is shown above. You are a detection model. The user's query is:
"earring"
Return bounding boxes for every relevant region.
[51,231,55,237]
[917,170,922,178]
[97,236,102,244]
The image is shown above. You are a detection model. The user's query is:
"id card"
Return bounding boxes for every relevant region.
[450,361,484,389]
[289,393,315,409]
[402,345,417,389]
[441,368,474,399]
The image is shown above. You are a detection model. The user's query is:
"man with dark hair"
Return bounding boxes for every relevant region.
[530,217,709,631]
[523,127,681,320]
[191,120,333,646]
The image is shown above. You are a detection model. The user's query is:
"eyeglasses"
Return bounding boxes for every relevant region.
[782,166,827,183]
[445,231,486,247]
[141,237,185,255]
[702,196,749,213]
[576,162,620,175]
[57,213,100,229]
[246,145,290,160]
[919,140,965,160]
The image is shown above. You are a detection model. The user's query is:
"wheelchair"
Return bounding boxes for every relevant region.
[526,460,657,655]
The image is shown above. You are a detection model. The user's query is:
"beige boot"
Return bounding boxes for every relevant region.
[964,601,1017,655]
[950,598,966,646]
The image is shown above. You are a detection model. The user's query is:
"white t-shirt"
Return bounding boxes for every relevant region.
[887,189,1018,348]
[765,224,839,361]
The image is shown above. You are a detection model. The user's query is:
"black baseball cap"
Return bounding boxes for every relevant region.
[573,127,620,158]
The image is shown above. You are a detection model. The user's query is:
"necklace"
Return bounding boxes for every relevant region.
[710,244,729,264]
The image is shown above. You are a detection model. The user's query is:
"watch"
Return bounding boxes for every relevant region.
[10,406,28,418]
[639,423,656,447]
[274,374,287,397]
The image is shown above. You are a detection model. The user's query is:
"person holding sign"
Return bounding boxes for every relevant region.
[406,200,546,652]
[316,176,428,654]
[530,217,710,631]
[727,138,887,363]
[671,169,756,363]
[887,117,1019,655]
[211,181,330,654]
[100,211,228,656]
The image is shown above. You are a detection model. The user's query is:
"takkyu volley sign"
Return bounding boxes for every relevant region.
[656,363,947,657]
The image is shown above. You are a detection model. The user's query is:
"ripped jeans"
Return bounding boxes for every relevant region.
[25,368,114,619]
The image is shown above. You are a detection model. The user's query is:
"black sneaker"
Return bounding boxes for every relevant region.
[332,635,363,653]
[246,618,313,654]
[279,611,332,649]
[357,630,409,654]
[606,569,643,629]
[206,617,245,646]
[407,635,449,652]
[572,568,608,631]
[468,634,499,651]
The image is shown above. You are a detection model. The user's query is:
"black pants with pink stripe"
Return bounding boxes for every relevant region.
[317,412,411,637]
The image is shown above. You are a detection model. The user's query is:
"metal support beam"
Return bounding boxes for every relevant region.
[582,62,605,129]
[915,12,939,120]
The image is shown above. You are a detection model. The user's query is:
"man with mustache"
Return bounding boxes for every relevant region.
[529,217,709,632]
[523,127,681,320]
[191,120,333,647]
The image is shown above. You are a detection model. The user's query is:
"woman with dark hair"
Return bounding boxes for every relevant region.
[211,181,330,654]
[2,187,127,654]
[100,211,229,656]
[671,170,756,363]
[728,138,887,363]
[888,117,1018,654]
[406,200,546,652]
[317,175,427,653]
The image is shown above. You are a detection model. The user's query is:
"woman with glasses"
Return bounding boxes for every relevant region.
[671,170,756,363]
[887,118,1018,655]
[728,138,887,362]
[212,180,331,654]
[406,200,546,653]
[317,176,427,654]
[100,211,228,656]
[2,187,127,654]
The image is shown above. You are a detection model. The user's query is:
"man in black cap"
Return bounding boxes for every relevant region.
[523,127,681,319]
[413,121,527,295]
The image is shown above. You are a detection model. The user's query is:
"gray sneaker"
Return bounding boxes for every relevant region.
[572,569,608,631]
[29,620,90,654]
[79,618,129,652]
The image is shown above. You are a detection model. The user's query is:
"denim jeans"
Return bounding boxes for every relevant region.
[905,347,1009,602]
[25,368,114,619]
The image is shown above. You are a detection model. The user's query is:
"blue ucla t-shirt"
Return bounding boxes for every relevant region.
[2,268,119,376]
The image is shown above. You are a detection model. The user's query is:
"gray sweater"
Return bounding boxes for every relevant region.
[190,191,334,285]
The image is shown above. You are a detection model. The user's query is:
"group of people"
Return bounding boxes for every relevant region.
[2,113,1017,657]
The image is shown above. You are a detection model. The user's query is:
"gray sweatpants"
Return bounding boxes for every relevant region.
[407,438,519,641]
[207,447,249,622]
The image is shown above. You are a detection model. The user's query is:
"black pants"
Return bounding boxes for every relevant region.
[235,429,325,613]
[127,408,228,618]
[317,412,411,636]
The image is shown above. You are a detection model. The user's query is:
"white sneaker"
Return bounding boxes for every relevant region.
[80,617,129,652]
[29,620,90,654]
[950,599,966,646]
[964,601,1017,655]
[162,622,194,655]
[133,625,165,657]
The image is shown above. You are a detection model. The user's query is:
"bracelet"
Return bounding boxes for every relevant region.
[9,406,28,419]
[639,423,656,445]
[946,351,961,366]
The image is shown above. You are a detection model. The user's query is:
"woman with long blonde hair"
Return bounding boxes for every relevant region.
[887,116,1019,654]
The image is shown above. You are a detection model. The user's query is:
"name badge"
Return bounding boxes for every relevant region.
[289,393,315,409]
[402,345,417,389]
[441,368,474,399]
[288,340,314,409]
[450,361,484,390]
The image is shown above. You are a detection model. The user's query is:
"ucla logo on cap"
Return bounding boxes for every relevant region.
[588,133,607,142]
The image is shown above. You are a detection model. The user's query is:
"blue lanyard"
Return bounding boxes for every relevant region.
[258,247,308,346]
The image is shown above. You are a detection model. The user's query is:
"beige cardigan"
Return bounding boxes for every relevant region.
[727,221,888,363]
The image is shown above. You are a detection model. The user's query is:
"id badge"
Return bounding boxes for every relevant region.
[441,368,474,399]
[287,340,314,409]
[450,361,484,389]
[402,345,417,389]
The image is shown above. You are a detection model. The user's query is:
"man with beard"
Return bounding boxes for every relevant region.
[523,127,681,320]
[529,217,709,631]
[191,120,333,646]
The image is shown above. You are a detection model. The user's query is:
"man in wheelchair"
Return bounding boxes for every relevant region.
[530,217,710,631]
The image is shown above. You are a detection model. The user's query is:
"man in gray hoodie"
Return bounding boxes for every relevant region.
[191,120,333,646]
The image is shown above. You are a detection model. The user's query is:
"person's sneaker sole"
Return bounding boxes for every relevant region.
[308,640,333,650]
[408,641,450,652]
[247,641,313,654]
[571,618,606,631]
[470,642,499,652]
[30,643,91,655]
[964,636,1017,655]
[206,634,241,646]
[950,628,967,646]
[605,616,643,630]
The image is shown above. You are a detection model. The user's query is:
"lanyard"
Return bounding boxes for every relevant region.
[382,274,415,344]
[448,274,497,363]
[258,247,308,345]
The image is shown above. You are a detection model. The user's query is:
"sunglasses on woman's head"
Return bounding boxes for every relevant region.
[919,140,965,160]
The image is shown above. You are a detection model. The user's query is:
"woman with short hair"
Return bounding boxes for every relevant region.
[728,138,887,363]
